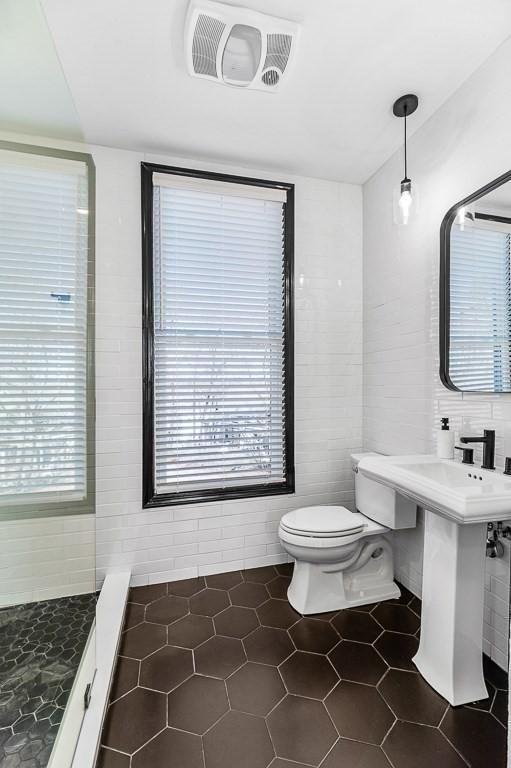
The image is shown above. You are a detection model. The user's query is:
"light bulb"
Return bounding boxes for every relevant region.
[393,178,417,226]
[398,189,413,224]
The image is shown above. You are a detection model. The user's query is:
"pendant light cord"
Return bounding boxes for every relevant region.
[404,107,408,180]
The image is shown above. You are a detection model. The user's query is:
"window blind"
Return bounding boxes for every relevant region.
[450,224,511,391]
[0,149,90,507]
[151,175,289,497]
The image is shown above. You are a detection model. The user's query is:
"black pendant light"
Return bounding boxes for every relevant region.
[393,94,418,225]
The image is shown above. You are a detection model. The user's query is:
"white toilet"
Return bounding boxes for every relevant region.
[279,453,417,614]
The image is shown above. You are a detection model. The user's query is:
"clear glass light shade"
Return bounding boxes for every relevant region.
[454,204,475,231]
[393,179,418,226]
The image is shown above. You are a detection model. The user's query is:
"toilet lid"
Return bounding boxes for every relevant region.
[280,506,366,537]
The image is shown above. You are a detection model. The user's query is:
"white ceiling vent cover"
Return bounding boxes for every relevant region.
[185,0,299,92]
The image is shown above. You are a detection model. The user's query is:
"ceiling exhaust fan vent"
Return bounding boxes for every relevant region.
[261,68,279,87]
[263,34,292,73]
[186,0,299,92]
[192,14,226,77]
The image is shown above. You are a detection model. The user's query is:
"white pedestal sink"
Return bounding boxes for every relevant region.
[358,454,511,707]
[414,511,487,705]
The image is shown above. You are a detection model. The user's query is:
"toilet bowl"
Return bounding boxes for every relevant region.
[278,453,417,614]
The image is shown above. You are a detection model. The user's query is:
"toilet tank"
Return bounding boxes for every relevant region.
[351,453,416,530]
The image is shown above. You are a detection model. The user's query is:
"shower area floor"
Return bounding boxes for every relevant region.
[0,593,95,768]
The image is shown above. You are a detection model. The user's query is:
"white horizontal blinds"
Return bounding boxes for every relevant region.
[152,174,287,495]
[0,149,89,505]
[450,224,511,391]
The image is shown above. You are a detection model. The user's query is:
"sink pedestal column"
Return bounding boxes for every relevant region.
[413,510,488,706]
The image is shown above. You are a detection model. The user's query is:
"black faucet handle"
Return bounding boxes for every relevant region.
[455,445,474,465]
[482,429,496,471]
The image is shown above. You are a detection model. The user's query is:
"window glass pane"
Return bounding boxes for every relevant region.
[0,149,90,508]
[151,175,289,498]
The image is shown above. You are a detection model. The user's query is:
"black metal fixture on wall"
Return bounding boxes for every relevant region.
[392,93,419,225]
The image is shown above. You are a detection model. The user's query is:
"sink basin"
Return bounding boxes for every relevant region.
[357,453,507,706]
[358,454,511,523]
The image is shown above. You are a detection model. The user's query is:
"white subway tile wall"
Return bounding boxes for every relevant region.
[363,39,511,669]
[0,514,95,607]
[93,146,363,588]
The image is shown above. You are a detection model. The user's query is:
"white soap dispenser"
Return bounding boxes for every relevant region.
[437,417,454,459]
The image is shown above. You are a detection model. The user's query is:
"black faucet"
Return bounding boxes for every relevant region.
[454,445,474,465]
[459,429,495,470]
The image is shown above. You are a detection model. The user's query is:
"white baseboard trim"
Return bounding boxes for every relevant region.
[70,569,131,768]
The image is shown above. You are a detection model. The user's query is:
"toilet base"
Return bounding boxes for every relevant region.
[286,537,399,615]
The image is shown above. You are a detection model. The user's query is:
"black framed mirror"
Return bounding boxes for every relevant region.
[440,169,511,392]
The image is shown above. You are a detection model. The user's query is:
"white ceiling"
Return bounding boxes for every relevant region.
[0,0,83,141]
[17,1,511,181]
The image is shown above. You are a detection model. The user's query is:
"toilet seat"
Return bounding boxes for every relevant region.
[279,507,388,550]
[279,526,366,549]
[280,506,366,538]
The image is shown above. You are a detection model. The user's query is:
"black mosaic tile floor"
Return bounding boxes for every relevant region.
[0,593,96,768]
[99,565,508,768]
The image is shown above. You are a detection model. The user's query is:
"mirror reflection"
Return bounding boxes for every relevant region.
[442,174,511,392]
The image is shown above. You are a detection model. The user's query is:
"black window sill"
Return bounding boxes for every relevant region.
[143,480,295,509]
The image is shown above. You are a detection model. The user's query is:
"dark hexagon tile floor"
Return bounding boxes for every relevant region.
[268,694,337,766]
[279,651,338,699]
[99,565,508,768]
[0,592,95,768]
[168,675,229,734]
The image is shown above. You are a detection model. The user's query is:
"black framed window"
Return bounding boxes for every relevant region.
[142,163,294,507]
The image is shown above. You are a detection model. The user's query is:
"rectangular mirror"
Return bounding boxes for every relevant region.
[440,170,511,392]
